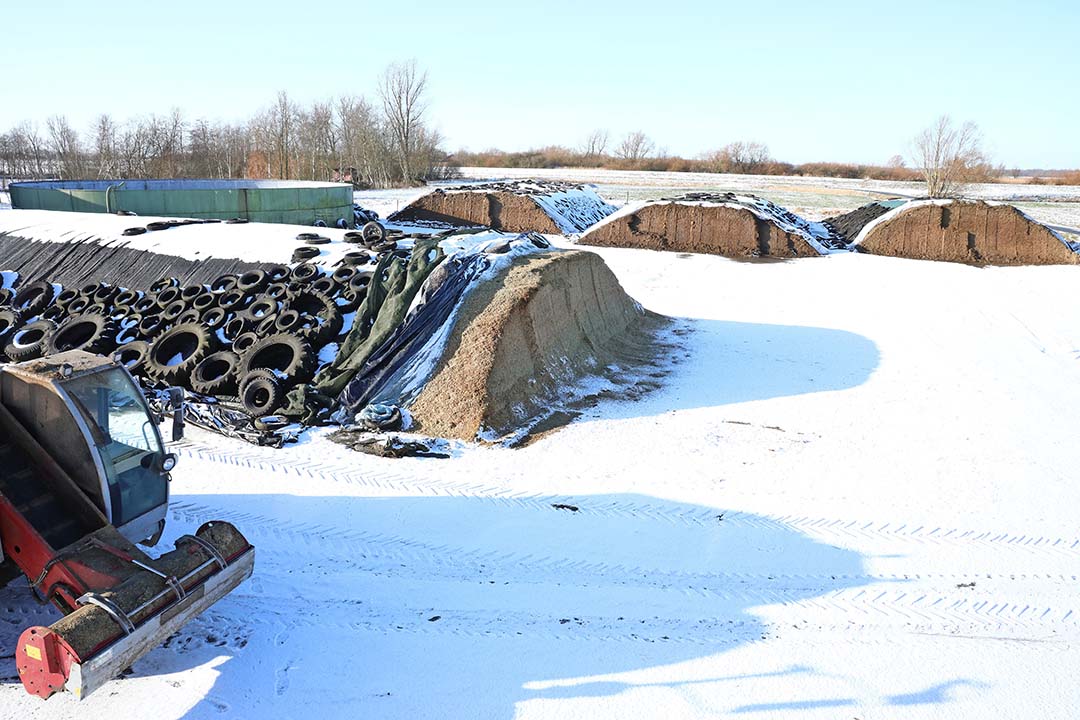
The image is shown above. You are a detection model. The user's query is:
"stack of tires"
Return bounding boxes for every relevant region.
[0,259,375,418]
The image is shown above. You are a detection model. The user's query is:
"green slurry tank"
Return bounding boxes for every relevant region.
[10,179,353,226]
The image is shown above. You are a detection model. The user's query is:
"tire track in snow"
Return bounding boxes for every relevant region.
[173,442,1080,559]
[216,591,1079,647]
[170,502,1080,637]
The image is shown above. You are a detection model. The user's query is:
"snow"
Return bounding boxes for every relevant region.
[0,209,521,271]
[457,165,1080,203]
[4,235,1080,717]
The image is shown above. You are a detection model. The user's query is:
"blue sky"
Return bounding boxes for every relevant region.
[3,0,1077,167]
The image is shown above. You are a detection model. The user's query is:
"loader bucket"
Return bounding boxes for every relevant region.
[14,521,254,700]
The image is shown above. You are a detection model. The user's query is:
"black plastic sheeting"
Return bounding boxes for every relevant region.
[335,251,491,416]
[0,233,278,291]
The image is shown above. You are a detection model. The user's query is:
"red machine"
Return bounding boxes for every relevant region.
[0,351,254,699]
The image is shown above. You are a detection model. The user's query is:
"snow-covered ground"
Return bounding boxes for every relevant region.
[3,235,1079,718]
[452,167,1080,232]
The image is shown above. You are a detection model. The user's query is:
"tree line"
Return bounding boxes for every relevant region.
[0,61,453,188]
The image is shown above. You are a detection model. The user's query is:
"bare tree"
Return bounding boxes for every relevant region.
[92,114,118,178]
[270,92,295,179]
[378,60,428,181]
[911,115,991,198]
[0,66,447,187]
[581,129,609,158]
[47,115,85,179]
[615,131,654,162]
[704,141,771,174]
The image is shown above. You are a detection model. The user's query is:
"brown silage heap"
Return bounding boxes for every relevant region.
[394,189,564,233]
[848,200,1078,265]
[578,201,823,258]
[409,250,665,441]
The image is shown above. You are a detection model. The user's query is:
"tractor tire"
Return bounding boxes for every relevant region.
[243,296,280,322]
[232,332,260,354]
[138,314,167,339]
[236,269,269,295]
[190,350,242,396]
[341,251,372,267]
[211,274,239,293]
[239,333,316,384]
[41,304,68,323]
[337,288,363,313]
[12,281,56,318]
[273,309,302,334]
[291,246,321,263]
[47,313,118,356]
[161,299,189,323]
[92,284,119,304]
[289,262,320,284]
[147,322,218,386]
[133,296,159,314]
[266,265,291,283]
[5,319,57,361]
[180,285,204,302]
[223,316,251,341]
[66,294,93,315]
[331,266,357,284]
[201,306,228,331]
[264,282,289,301]
[150,277,180,295]
[218,289,249,313]
[154,285,183,308]
[114,289,141,307]
[177,309,202,325]
[239,370,285,416]
[0,309,22,351]
[361,220,386,245]
[192,292,218,313]
[254,314,279,336]
[112,341,151,375]
[311,276,340,297]
[55,288,80,308]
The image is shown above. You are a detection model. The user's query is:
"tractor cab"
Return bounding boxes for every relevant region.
[0,351,175,546]
[0,350,253,701]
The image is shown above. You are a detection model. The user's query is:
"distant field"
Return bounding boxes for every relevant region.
[455,166,1080,229]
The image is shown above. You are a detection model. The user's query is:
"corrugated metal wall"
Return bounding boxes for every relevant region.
[10,180,353,226]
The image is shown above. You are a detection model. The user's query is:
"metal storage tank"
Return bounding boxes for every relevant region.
[9,179,353,226]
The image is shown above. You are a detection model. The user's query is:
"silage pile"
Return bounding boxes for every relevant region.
[833,199,1080,265]
[578,192,845,258]
[388,180,618,234]
[0,209,663,445]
